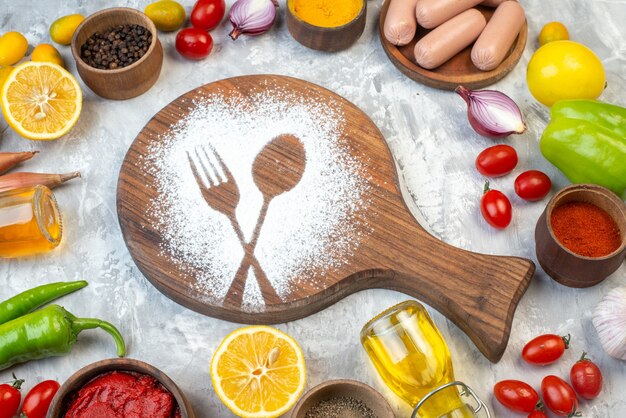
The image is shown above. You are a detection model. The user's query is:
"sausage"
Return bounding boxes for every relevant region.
[471,1,526,71]
[415,0,483,29]
[481,0,516,7]
[384,0,420,46]
[414,9,486,70]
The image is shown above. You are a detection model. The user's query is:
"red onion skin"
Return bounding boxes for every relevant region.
[229,0,278,40]
[456,85,526,139]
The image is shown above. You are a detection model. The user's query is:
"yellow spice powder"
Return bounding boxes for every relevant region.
[291,0,363,28]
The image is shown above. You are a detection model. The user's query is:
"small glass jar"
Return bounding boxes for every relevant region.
[361,300,490,418]
[0,186,63,258]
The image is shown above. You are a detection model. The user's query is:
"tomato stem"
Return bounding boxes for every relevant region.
[11,372,24,390]
[535,400,544,411]
[579,351,589,362]
[562,333,571,349]
[483,180,490,194]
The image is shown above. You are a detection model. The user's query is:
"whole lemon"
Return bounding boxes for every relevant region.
[538,22,569,46]
[145,1,186,32]
[50,14,85,45]
[0,32,28,66]
[0,66,13,91]
[527,40,605,106]
[32,44,65,67]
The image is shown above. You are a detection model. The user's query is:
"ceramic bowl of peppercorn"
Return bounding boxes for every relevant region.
[535,184,626,288]
[70,7,163,100]
[47,358,195,418]
[290,379,394,418]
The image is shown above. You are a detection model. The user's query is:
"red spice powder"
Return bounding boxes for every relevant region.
[550,201,622,257]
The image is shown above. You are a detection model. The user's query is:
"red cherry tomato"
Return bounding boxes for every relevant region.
[493,380,539,413]
[541,375,579,417]
[0,375,24,418]
[528,410,548,418]
[480,182,512,229]
[475,145,518,177]
[21,380,60,418]
[175,28,214,60]
[514,170,551,201]
[522,333,570,366]
[570,352,603,399]
[191,0,226,31]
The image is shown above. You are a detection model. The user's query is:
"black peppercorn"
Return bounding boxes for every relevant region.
[80,24,153,70]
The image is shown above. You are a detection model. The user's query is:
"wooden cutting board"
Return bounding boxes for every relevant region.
[117,75,534,362]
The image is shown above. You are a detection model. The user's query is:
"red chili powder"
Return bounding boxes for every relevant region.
[550,201,622,257]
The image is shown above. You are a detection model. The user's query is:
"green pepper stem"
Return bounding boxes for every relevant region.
[71,318,127,357]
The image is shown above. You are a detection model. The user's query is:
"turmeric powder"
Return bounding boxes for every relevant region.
[291,0,363,28]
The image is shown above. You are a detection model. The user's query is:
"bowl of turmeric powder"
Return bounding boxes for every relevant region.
[286,0,366,52]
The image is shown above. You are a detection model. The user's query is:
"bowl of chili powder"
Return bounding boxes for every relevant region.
[47,358,194,418]
[535,184,626,288]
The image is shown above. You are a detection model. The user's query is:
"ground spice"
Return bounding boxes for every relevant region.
[304,396,378,418]
[291,0,363,28]
[550,201,622,257]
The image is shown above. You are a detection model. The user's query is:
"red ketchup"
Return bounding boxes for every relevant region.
[64,371,180,418]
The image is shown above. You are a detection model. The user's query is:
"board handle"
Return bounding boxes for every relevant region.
[376,237,535,363]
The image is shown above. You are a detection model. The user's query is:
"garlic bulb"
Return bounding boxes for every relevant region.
[593,286,626,360]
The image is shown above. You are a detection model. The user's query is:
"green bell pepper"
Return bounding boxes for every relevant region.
[540,100,626,198]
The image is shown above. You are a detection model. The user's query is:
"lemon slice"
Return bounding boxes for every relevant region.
[1,61,82,140]
[211,326,306,418]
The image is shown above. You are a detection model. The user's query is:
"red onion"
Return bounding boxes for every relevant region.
[455,85,526,139]
[229,0,279,40]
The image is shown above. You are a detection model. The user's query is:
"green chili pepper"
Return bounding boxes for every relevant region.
[0,281,88,325]
[540,100,626,198]
[0,304,126,370]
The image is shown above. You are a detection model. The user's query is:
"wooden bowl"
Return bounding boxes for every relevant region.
[379,2,527,90]
[286,0,367,52]
[70,8,163,100]
[46,358,195,418]
[290,379,394,418]
[535,184,626,288]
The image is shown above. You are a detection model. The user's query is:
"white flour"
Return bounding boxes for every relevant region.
[143,85,371,311]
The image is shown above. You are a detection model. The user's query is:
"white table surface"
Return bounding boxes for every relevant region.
[1,0,625,416]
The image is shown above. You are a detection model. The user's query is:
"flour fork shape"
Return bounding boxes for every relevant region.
[187,144,279,306]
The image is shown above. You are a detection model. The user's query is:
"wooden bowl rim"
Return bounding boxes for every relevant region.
[378,1,528,89]
[286,0,366,31]
[290,379,394,418]
[47,358,192,418]
[545,183,626,261]
[70,7,159,75]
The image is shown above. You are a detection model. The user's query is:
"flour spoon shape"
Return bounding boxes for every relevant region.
[225,134,307,306]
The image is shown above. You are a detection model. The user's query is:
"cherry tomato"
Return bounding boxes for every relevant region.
[475,145,518,177]
[522,333,570,366]
[514,170,551,201]
[493,380,539,413]
[175,27,213,60]
[541,375,579,417]
[190,0,226,31]
[21,380,60,418]
[528,410,548,418]
[0,374,24,418]
[480,182,512,229]
[570,352,603,399]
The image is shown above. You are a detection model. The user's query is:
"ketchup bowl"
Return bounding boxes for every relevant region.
[47,358,195,418]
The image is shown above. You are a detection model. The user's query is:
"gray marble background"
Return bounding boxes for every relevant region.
[1,0,625,416]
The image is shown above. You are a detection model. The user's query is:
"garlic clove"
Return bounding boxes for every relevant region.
[592,286,626,361]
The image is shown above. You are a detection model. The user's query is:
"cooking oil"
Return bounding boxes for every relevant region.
[0,186,62,257]
[361,301,477,418]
